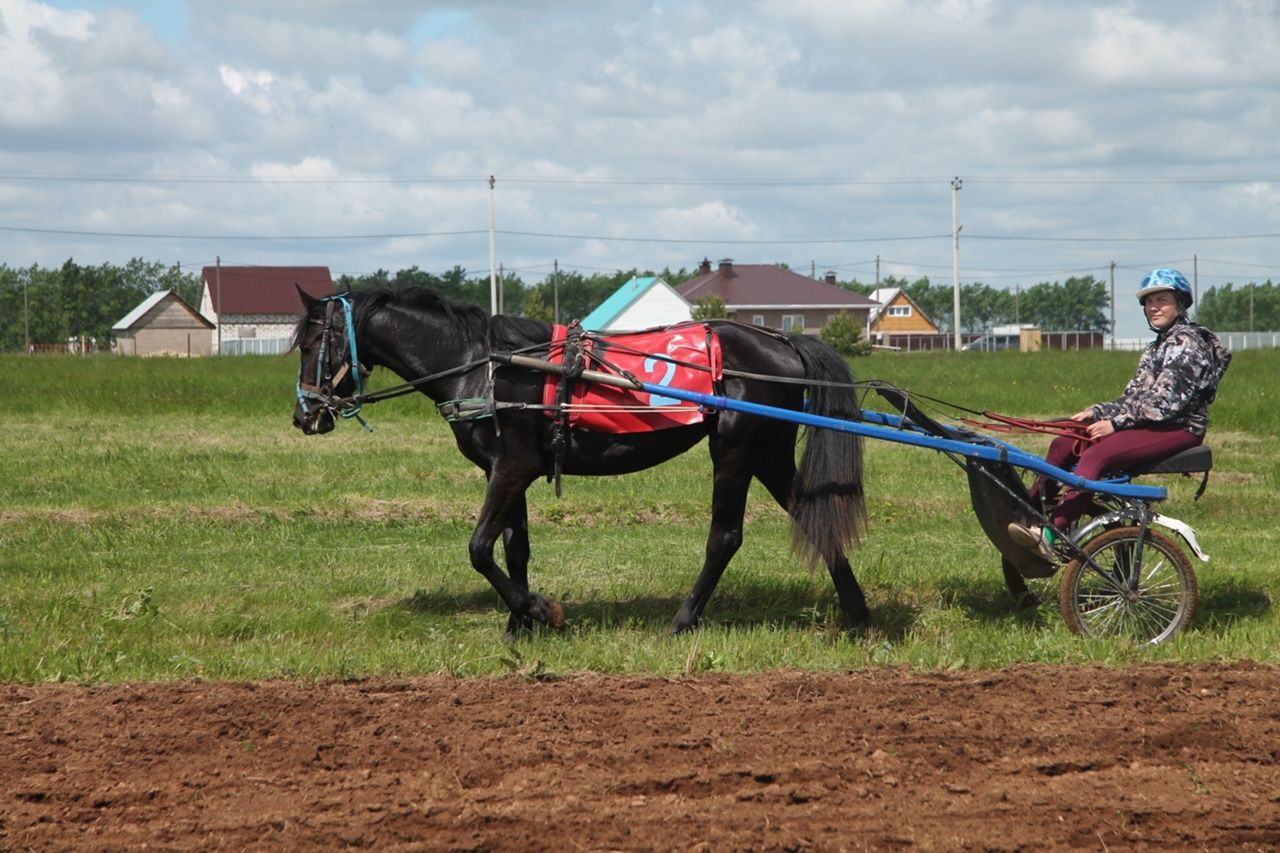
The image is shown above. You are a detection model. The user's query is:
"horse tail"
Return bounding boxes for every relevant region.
[787,334,868,565]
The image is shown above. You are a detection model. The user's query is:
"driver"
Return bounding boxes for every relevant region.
[1008,268,1231,561]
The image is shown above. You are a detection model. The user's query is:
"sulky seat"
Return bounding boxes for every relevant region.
[1126,445,1212,477]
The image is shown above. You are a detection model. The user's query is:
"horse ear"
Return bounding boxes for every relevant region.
[296,284,318,309]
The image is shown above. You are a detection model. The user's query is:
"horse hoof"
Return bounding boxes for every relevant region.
[529,594,566,630]
[840,612,872,635]
[504,614,534,641]
[545,598,566,630]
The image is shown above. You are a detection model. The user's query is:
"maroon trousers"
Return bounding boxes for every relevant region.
[1034,425,1202,530]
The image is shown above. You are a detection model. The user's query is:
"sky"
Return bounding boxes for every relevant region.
[2,0,1278,339]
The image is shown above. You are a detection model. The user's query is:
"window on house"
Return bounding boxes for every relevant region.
[781,315,805,332]
[751,315,765,326]
[888,305,912,317]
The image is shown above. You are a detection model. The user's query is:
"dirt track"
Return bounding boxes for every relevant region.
[4,663,1279,850]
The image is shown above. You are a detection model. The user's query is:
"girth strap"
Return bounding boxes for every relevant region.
[549,322,587,497]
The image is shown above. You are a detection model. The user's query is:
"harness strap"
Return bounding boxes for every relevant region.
[1193,470,1210,501]
[437,398,555,422]
[548,323,587,497]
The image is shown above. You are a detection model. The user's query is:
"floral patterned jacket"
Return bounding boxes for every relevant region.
[1090,317,1231,437]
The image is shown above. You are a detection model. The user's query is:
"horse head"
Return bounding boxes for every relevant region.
[292,286,367,435]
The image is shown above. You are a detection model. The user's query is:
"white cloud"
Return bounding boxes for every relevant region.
[0,0,91,126]
[1,0,1278,339]
[219,64,272,96]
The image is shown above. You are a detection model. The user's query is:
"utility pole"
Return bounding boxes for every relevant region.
[498,263,504,315]
[1109,261,1116,350]
[23,273,29,354]
[1192,254,1198,317]
[215,255,222,355]
[553,259,560,325]
[951,177,962,350]
[487,175,498,315]
[875,255,880,288]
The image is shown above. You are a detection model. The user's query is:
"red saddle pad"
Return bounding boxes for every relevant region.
[542,323,723,434]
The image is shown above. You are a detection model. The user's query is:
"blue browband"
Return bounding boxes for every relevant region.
[296,292,372,430]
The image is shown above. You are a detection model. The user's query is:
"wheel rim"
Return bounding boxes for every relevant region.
[1070,535,1190,643]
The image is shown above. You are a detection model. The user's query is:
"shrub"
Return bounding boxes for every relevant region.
[821,312,872,357]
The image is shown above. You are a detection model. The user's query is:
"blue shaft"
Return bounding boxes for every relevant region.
[639,381,1167,501]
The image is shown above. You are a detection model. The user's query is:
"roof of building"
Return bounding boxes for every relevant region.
[676,260,878,309]
[867,286,937,327]
[581,276,687,329]
[201,265,333,314]
[112,290,214,331]
[868,287,901,321]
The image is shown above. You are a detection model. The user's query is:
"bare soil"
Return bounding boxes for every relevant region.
[4,663,1279,850]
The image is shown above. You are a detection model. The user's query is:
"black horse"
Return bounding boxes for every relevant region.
[292,287,869,636]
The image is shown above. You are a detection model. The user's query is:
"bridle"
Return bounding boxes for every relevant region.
[296,292,372,429]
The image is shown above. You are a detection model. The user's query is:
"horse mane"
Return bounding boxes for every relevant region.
[354,286,551,350]
[290,286,553,353]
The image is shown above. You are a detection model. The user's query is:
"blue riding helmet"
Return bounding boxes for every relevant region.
[1137,268,1192,307]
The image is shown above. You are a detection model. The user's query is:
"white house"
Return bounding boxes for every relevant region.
[199,265,333,354]
[580,276,693,331]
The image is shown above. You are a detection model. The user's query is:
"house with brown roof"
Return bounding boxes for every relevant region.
[675,259,876,335]
[868,287,940,338]
[198,265,334,354]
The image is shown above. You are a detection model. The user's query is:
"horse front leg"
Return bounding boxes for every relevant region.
[469,472,565,634]
[500,492,536,638]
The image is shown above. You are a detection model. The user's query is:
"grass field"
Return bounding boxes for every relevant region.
[1,348,1276,682]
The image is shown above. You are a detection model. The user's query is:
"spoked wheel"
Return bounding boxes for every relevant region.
[1058,527,1197,644]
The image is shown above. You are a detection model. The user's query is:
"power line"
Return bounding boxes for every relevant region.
[496,229,951,245]
[1193,257,1280,271]
[967,231,1280,243]
[969,175,1280,186]
[0,173,482,185]
[0,171,950,187]
[1,170,1276,187]
[9,219,1280,247]
[0,225,488,241]
[0,223,951,245]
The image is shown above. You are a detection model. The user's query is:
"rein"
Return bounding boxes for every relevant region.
[299,300,1082,452]
[958,412,1094,452]
[297,293,535,427]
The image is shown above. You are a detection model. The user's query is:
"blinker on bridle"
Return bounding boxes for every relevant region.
[296,293,373,431]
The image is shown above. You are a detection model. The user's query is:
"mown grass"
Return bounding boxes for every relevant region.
[0,349,1276,682]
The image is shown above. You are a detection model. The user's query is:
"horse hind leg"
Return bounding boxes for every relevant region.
[754,447,871,631]
[669,447,753,635]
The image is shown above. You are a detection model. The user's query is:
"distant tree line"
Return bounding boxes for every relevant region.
[0,259,201,351]
[1195,280,1277,331]
[839,275,1111,334]
[1,259,1273,352]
